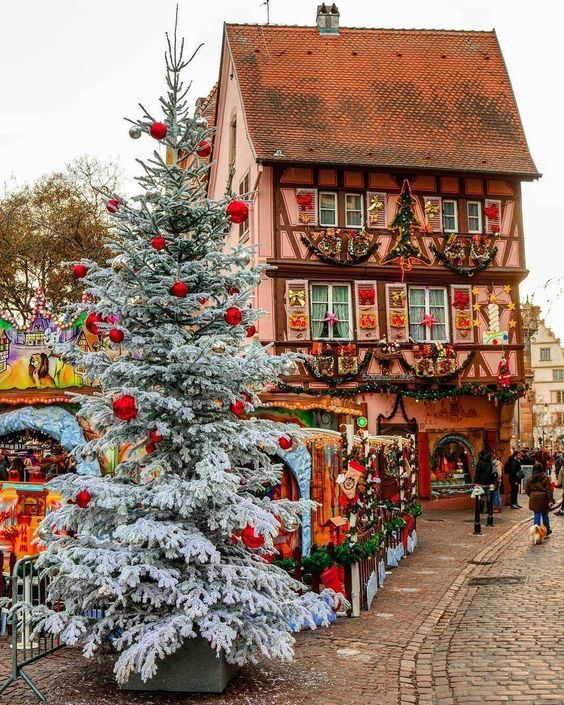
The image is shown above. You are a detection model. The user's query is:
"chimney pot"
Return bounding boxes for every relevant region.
[316,3,340,36]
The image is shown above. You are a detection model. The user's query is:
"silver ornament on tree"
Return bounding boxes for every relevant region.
[128,125,142,139]
[240,253,251,266]
[111,254,130,272]
[195,116,208,128]
[212,341,226,354]
[280,359,296,375]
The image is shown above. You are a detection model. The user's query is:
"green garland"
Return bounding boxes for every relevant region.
[304,351,372,386]
[300,234,379,266]
[278,379,528,404]
[431,244,498,277]
[404,503,422,518]
[399,350,476,382]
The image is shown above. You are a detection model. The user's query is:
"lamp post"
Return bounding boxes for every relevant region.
[518,299,541,448]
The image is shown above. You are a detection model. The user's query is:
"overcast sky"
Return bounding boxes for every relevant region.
[1,0,562,338]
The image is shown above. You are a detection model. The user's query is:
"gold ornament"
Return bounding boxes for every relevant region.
[424,199,440,216]
[368,196,384,212]
[112,254,130,272]
[212,341,226,354]
[489,293,498,304]
[288,289,306,307]
[130,296,145,305]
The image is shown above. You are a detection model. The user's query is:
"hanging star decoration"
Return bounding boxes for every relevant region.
[472,287,480,296]
[509,319,516,328]
[473,318,481,327]
[508,302,516,311]
[420,313,438,328]
[503,285,512,294]
[324,312,340,328]
[473,302,481,312]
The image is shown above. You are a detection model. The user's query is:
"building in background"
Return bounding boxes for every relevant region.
[205,5,539,503]
[530,319,564,450]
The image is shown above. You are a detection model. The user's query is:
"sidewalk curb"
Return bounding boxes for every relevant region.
[398,515,531,705]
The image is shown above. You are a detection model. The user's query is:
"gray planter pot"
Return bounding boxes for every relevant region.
[122,637,239,693]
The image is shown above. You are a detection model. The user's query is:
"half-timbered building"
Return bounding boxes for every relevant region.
[206,6,539,506]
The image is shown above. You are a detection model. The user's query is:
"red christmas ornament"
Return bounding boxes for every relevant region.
[145,442,157,455]
[112,394,138,421]
[196,140,212,157]
[151,236,166,251]
[242,392,252,404]
[170,281,189,298]
[224,306,242,326]
[85,313,103,335]
[106,198,119,214]
[149,428,163,444]
[228,287,240,295]
[149,122,168,140]
[198,296,208,305]
[73,263,88,278]
[226,200,249,224]
[75,490,91,509]
[230,400,245,415]
[246,325,257,338]
[452,290,470,310]
[278,435,293,450]
[108,328,124,344]
[241,525,265,549]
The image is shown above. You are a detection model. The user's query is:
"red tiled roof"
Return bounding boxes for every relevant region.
[224,25,539,178]
[196,83,218,130]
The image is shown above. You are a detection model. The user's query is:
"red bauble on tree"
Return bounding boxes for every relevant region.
[85,313,103,335]
[246,325,257,338]
[73,263,88,278]
[108,328,124,344]
[226,200,249,224]
[145,442,157,455]
[241,525,265,549]
[230,400,245,416]
[196,140,212,157]
[75,490,91,509]
[224,306,242,326]
[149,122,168,140]
[151,236,166,251]
[149,428,163,444]
[112,394,138,421]
[228,287,240,295]
[197,296,208,305]
[170,281,189,298]
[278,435,293,450]
[106,198,119,214]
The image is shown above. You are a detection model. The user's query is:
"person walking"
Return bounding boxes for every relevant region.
[555,460,564,516]
[504,450,523,509]
[525,462,554,536]
[492,453,503,512]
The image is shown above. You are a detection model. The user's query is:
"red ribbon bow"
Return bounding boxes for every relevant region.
[358,288,375,306]
[452,290,470,310]
[296,193,313,211]
[484,204,499,220]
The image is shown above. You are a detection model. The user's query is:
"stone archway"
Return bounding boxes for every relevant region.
[276,444,312,556]
[0,406,100,476]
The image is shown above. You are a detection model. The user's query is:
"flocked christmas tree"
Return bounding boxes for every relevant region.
[33,23,336,685]
[382,179,429,266]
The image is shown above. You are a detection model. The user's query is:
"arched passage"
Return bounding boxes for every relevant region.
[0,406,99,476]
[431,434,475,487]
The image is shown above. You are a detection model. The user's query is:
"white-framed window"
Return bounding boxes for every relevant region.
[345,193,363,228]
[319,192,338,227]
[238,172,250,243]
[310,283,353,341]
[442,200,458,232]
[551,390,564,403]
[408,286,449,342]
[540,348,552,362]
[467,201,482,233]
[553,369,564,381]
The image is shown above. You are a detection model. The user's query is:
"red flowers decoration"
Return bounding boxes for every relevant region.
[75,490,91,509]
[196,140,212,157]
[241,525,265,549]
[278,435,293,450]
[296,193,313,211]
[170,282,189,298]
[73,263,88,278]
[112,394,138,421]
[452,290,470,310]
[226,200,249,224]
[224,306,242,326]
[149,122,168,140]
[484,204,499,220]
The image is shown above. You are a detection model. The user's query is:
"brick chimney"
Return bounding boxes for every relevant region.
[316,3,340,36]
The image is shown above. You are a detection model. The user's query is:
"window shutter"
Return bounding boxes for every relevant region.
[450,284,473,344]
[366,192,387,228]
[355,281,379,341]
[295,188,318,226]
[285,280,310,341]
[484,199,502,235]
[423,196,442,232]
[385,283,409,343]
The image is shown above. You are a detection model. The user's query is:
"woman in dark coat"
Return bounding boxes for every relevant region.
[525,462,554,535]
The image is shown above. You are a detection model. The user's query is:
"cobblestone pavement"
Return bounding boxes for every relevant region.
[0,499,562,705]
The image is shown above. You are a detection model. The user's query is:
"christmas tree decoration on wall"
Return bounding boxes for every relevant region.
[296,192,313,211]
[452,290,470,310]
[287,289,305,307]
[367,194,385,226]
[288,312,308,331]
[498,353,511,387]
[382,179,430,270]
[149,121,168,140]
[34,22,337,689]
[420,313,437,329]
[226,200,249,224]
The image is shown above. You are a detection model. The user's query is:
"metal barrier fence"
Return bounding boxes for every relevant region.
[0,555,63,702]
